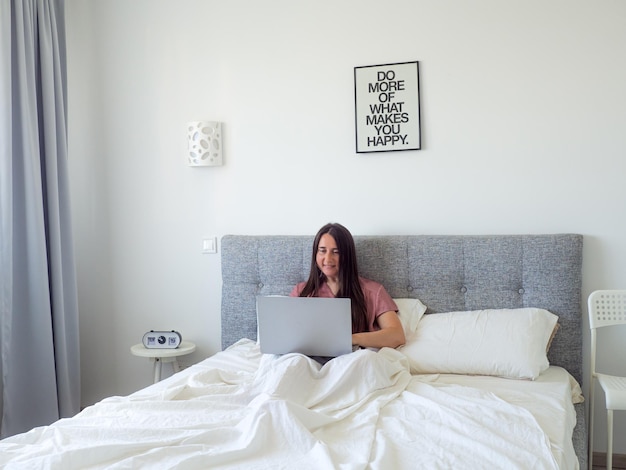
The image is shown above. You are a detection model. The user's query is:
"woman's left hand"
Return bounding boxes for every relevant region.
[351,311,406,349]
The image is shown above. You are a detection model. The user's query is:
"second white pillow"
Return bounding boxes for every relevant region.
[398,307,558,380]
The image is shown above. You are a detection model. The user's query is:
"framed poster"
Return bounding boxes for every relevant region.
[354,61,421,153]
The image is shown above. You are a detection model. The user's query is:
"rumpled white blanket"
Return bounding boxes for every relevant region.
[0,339,575,469]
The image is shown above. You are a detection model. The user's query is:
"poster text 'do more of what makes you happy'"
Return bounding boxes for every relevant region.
[354,61,421,153]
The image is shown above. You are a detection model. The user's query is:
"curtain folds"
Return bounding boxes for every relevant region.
[0,0,80,438]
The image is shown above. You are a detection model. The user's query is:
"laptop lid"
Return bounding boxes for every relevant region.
[256,296,352,357]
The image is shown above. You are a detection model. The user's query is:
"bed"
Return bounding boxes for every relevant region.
[0,234,586,469]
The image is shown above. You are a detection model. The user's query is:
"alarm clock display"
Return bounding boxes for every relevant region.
[142,330,182,349]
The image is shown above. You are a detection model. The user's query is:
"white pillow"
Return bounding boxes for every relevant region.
[394,298,427,338]
[398,308,558,380]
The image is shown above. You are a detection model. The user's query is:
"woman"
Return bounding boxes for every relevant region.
[290,223,405,349]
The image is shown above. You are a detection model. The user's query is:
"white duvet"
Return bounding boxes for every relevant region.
[0,339,579,469]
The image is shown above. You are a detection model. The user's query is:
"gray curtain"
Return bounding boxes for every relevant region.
[0,0,80,438]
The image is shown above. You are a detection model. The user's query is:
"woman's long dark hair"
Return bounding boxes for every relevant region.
[299,223,368,333]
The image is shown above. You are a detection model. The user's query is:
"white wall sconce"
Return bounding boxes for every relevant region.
[187,121,223,166]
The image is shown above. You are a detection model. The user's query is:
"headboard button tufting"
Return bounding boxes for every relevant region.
[518,288,525,294]
[460,286,467,294]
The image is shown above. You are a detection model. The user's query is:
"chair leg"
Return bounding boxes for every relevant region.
[588,379,595,470]
[607,409,614,470]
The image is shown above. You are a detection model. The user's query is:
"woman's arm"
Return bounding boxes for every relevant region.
[351,310,406,349]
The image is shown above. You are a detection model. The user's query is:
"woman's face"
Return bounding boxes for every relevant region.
[316,233,340,281]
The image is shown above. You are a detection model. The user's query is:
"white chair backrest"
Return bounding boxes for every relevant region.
[587,289,626,470]
[588,290,626,330]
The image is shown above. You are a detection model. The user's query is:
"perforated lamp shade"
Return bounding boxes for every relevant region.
[187,121,222,166]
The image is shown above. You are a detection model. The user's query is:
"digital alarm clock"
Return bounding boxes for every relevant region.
[142,330,182,349]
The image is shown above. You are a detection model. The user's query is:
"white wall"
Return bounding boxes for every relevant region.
[66,0,626,453]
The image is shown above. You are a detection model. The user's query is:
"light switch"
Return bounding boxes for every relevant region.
[202,237,217,254]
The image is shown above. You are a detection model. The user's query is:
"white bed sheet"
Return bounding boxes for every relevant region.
[372,366,580,470]
[0,339,580,469]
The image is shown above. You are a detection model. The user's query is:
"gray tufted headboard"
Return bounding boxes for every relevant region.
[220,234,586,467]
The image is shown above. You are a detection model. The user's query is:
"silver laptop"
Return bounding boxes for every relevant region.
[256,296,352,357]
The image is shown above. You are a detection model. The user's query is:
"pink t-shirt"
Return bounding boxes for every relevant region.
[290,277,397,332]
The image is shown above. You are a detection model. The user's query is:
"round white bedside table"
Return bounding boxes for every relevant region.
[130,340,196,383]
